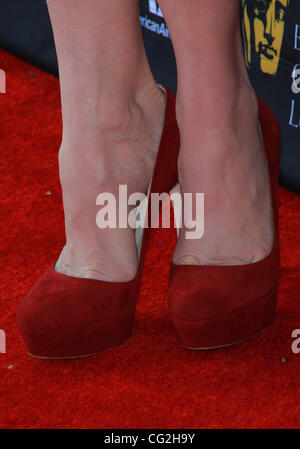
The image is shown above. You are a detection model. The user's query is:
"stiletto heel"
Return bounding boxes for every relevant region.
[17,87,180,359]
[168,96,281,350]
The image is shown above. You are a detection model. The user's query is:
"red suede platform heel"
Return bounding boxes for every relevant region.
[17,87,180,359]
[168,97,281,349]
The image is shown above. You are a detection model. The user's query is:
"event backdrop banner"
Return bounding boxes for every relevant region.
[240,0,300,192]
[0,0,299,193]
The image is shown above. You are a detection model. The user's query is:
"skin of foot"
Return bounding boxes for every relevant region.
[49,0,274,276]
[156,0,274,267]
[172,85,274,266]
[55,82,166,281]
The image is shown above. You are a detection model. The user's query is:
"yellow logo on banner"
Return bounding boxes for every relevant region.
[241,0,290,76]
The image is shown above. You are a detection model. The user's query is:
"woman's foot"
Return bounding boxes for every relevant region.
[173,85,274,266]
[55,82,166,281]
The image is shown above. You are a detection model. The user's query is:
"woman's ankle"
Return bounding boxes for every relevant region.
[60,73,166,136]
[174,81,273,267]
[177,78,258,139]
[56,81,166,281]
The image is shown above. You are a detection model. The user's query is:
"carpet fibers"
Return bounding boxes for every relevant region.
[0,50,299,429]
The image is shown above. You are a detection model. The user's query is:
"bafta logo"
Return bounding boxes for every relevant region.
[241,0,290,76]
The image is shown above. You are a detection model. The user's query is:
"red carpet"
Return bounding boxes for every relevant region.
[0,49,299,429]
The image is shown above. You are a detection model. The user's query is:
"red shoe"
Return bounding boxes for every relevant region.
[168,97,281,349]
[17,87,180,359]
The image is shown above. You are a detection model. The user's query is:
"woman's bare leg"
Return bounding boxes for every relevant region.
[159,0,273,265]
[47,0,165,281]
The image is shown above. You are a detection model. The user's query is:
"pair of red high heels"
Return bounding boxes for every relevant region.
[17,88,281,358]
